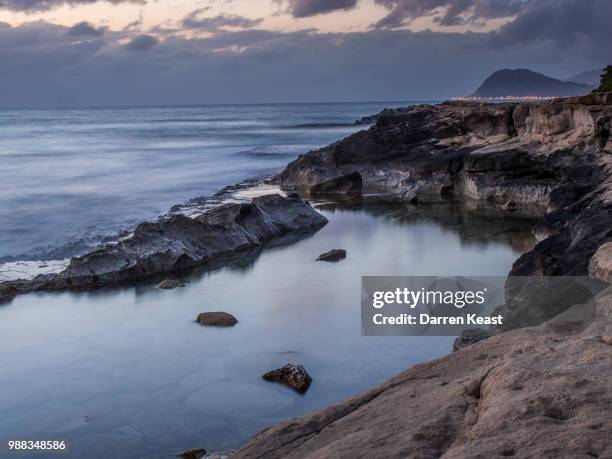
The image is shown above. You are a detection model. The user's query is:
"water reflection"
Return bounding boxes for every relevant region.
[0,202,535,458]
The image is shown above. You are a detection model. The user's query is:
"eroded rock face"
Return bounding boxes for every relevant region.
[262,364,312,393]
[235,289,612,459]
[280,101,611,211]
[280,97,612,323]
[196,312,238,327]
[1,195,327,297]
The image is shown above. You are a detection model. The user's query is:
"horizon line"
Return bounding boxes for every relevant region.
[0,99,443,111]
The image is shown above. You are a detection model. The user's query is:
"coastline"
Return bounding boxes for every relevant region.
[2,95,612,457]
[234,94,612,457]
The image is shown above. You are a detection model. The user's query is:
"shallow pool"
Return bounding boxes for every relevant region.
[0,202,535,458]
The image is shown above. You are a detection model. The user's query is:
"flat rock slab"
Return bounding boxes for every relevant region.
[157,279,185,289]
[196,312,238,327]
[317,249,346,262]
[262,364,312,393]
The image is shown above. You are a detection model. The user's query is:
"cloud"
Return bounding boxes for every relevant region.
[0,1,609,108]
[124,34,158,51]
[373,0,528,28]
[182,9,263,32]
[278,0,359,18]
[0,0,144,12]
[490,0,612,50]
[67,21,106,36]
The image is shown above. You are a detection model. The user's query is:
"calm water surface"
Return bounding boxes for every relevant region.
[0,202,535,459]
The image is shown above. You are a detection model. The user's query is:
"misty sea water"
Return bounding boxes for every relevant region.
[0,102,420,261]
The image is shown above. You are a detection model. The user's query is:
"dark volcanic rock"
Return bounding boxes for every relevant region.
[262,364,312,393]
[452,328,490,351]
[280,95,612,323]
[0,285,17,304]
[175,448,207,459]
[316,249,346,262]
[196,312,238,327]
[1,195,327,297]
[157,279,184,289]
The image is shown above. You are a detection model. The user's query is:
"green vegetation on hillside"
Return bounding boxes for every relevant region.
[594,65,612,92]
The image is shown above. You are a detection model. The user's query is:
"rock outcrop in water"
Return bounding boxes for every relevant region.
[262,364,313,394]
[0,195,327,301]
[196,312,238,327]
[280,94,612,280]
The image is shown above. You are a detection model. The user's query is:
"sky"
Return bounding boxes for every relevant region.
[0,0,610,107]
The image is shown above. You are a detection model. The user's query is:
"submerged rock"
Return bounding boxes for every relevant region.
[262,364,312,393]
[196,312,238,327]
[316,249,347,262]
[157,279,185,289]
[452,328,490,351]
[175,448,207,459]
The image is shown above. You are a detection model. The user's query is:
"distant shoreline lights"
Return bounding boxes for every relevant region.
[452,95,569,101]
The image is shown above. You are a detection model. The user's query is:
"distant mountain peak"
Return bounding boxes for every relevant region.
[472,68,591,98]
[565,68,604,87]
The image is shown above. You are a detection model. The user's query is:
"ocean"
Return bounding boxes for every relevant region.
[0,102,422,262]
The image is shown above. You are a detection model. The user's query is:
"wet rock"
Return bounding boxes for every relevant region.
[196,312,238,327]
[157,279,185,289]
[0,286,17,304]
[589,242,612,283]
[175,448,207,459]
[262,364,312,393]
[317,249,346,262]
[0,194,328,298]
[452,329,490,351]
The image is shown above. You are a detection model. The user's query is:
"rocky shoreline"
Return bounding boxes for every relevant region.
[2,94,611,457]
[231,95,612,457]
[0,194,327,302]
